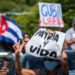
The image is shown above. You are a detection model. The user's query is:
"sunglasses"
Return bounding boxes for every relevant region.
[23,35,29,38]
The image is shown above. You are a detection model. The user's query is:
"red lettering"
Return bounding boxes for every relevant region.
[40,17,63,27]
[56,18,61,25]
[51,17,56,25]
[43,18,49,25]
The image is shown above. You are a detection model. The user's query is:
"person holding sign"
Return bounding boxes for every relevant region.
[24,28,68,75]
[44,29,68,75]
[15,28,68,75]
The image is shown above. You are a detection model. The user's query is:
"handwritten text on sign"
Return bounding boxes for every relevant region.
[26,28,65,59]
[39,3,64,27]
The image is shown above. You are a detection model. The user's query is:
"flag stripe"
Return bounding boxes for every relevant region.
[3,16,21,30]
[2,31,17,43]
[8,28,19,40]
[7,20,23,39]
[0,36,14,43]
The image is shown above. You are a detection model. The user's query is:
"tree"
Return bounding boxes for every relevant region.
[0,0,75,35]
[15,0,75,36]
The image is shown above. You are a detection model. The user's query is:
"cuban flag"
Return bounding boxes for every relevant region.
[0,16,23,44]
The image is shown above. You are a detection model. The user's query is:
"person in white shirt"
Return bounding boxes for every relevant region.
[65,18,75,50]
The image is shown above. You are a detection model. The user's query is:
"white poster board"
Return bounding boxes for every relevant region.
[26,28,65,59]
[39,3,64,27]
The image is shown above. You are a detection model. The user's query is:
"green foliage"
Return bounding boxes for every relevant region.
[0,0,75,36]
[16,0,75,36]
[16,4,39,36]
[0,1,17,12]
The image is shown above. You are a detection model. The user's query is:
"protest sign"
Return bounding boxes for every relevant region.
[26,28,65,59]
[39,3,64,27]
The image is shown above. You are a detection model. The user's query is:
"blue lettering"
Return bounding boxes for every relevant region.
[57,5,62,17]
[41,4,48,16]
[41,4,61,18]
[48,4,57,17]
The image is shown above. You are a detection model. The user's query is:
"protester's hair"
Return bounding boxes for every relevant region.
[23,32,30,39]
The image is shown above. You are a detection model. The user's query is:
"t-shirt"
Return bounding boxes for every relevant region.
[65,28,75,50]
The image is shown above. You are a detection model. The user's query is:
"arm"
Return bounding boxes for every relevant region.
[15,53,36,75]
[15,41,36,75]
[65,38,75,45]
[15,51,22,74]
[65,30,75,46]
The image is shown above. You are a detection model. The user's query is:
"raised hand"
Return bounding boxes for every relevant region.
[14,40,24,55]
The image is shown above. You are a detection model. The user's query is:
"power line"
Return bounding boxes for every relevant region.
[0,12,35,16]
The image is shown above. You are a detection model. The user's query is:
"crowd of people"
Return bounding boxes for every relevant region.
[1,18,75,75]
[14,29,68,75]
